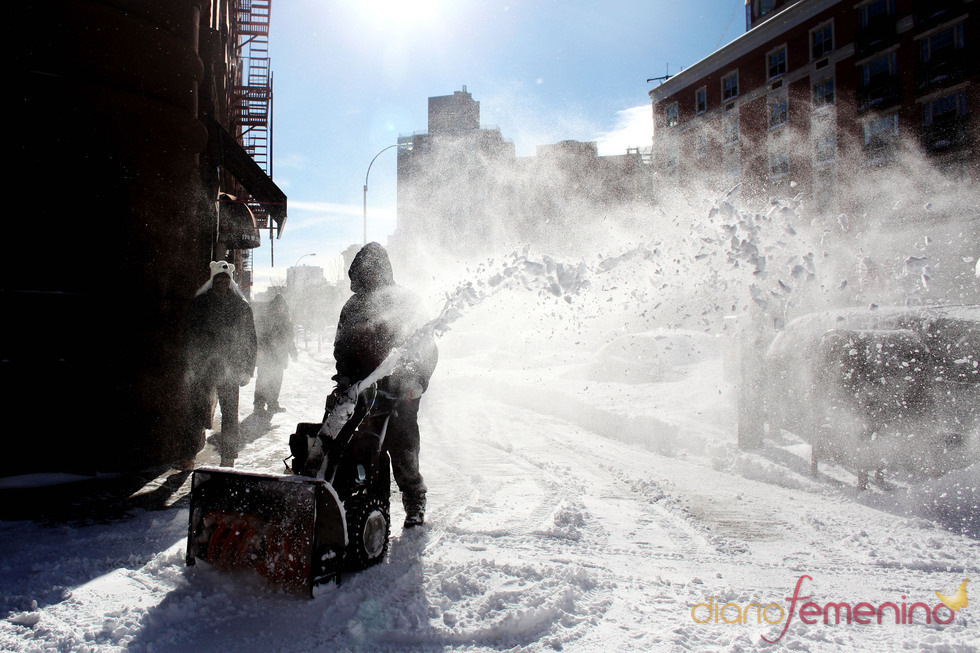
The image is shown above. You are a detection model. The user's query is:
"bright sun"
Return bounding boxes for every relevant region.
[355,0,453,31]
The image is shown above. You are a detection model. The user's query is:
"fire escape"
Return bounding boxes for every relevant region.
[229,0,274,282]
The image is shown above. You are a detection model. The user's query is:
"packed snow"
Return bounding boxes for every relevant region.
[2,196,978,652]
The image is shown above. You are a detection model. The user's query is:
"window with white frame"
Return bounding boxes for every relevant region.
[768,47,787,79]
[813,78,835,107]
[664,137,679,169]
[814,133,836,162]
[769,152,789,176]
[695,132,709,159]
[811,23,834,59]
[695,87,707,114]
[722,71,739,101]
[768,97,788,127]
[723,117,739,145]
[663,102,679,128]
[722,143,740,185]
[768,128,789,177]
[813,164,837,213]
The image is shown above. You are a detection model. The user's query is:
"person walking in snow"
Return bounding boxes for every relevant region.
[181,261,257,468]
[332,242,438,527]
[253,293,297,413]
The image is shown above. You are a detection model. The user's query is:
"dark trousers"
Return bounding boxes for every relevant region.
[254,363,285,410]
[386,398,426,501]
[187,374,241,460]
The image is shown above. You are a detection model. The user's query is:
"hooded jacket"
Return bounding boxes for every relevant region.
[257,294,297,367]
[333,243,437,395]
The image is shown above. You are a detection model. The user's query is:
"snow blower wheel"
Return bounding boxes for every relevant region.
[345,495,390,570]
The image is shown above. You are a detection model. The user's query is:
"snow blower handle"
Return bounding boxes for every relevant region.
[317,386,359,442]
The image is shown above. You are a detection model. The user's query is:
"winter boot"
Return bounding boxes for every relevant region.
[402,492,426,528]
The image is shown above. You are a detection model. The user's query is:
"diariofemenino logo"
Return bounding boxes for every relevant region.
[690,575,968,643]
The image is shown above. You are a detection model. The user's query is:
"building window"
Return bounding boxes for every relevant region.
[864,113,899,162]
[813,164,837,214]
[723,118,739,145]
[920,24,965,62]
[664,137,679,169]
[768,97,788,127]
[862,52,897,86]
[663,102,679,128]
[859,0,896,28]
[859,52,899,111]
[815,133,836,162]
[811,23,834,59]
[916,23,967,91]
[769,152,790,176]
[922,91,967,126]
[813,78,835,108]
[865,113,898,142]
[768,48,787,79]
[759,0,776,18]
[920,90,969,152]
[695,132,709,159]
[722,72,739,101]
[695,87,707,114]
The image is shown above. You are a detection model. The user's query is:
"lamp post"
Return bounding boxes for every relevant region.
[295,252,317,267]
[363,143,404,245]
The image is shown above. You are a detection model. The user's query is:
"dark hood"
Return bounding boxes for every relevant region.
[349,242,395,294]
[270,293,288,311]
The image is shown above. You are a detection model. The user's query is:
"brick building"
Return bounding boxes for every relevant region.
[649,0,978,215]
[8,0,287,475]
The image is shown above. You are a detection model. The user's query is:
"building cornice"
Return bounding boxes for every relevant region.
[649,0,843,103]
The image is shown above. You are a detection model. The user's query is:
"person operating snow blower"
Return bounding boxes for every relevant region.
[332,242,438,527]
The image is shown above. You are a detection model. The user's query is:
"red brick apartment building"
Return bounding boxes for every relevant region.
[649,0,978,214]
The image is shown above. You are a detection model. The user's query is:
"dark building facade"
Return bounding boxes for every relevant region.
[7,0,287,476]
[649,0,978,215]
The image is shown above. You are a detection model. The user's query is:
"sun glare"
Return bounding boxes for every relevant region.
[355,0,452,31]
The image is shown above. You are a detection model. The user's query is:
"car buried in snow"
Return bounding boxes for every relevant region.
[762,304,979,488]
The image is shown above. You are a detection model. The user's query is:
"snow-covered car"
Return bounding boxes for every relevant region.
[589,329,721,383]
[763,305,979,487]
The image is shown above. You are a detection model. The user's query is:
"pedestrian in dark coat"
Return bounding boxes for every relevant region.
[333,242,438,527]
[182,261,257,468]
[254,293,297,413]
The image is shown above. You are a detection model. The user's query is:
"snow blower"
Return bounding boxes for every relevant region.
[185,384,394,596]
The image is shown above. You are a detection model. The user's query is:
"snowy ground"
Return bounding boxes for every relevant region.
[2,241,978,652]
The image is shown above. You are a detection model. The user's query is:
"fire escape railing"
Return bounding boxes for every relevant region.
[230,0,273,283]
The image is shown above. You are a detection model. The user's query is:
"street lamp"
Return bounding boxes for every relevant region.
[363,143,405,245]
[295,252,317,266]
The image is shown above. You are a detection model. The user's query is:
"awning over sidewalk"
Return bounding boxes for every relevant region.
[217,193,261,249]
[213,121,287,238]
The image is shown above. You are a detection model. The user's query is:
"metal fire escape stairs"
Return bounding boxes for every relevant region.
[230,0,274,283]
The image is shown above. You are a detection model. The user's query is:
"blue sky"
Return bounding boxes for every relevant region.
[255,0,747,289]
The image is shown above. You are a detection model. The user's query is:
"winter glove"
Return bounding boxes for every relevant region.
[387,375,424,401]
